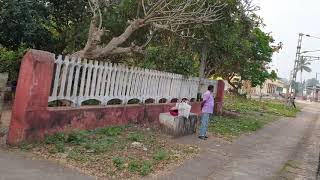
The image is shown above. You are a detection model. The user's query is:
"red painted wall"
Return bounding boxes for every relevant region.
[20,103,201,142]
[7,50,222,145]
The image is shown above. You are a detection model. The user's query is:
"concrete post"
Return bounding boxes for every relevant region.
[214,80,225,114]
[7,50,54,145]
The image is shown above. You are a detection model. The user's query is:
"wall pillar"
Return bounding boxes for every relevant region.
[214,80,225,114]
[7,50,54,145]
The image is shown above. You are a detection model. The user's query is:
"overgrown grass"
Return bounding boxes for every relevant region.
[209,113,274,139]
[22,125,199,179]
[209,96,300,139]
[223,96,300,117]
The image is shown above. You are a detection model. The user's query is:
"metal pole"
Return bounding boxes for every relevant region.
[289,33,304,94]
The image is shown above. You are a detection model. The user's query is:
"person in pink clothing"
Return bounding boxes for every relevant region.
[199,85,214,140]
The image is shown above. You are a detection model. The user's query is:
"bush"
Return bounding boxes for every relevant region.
[0,45,27,82]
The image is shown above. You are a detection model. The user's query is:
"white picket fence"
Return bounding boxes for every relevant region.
[48,55,216,106]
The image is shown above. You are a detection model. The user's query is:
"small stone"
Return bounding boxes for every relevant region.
[143,147,148,151]
[131,142,143,148]
[86,150,95,153]
[146,128,150,131]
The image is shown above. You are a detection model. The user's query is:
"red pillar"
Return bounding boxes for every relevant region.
[214,80,225,114]
[7,50,54,145]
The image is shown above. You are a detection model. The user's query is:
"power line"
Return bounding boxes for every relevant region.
[305,34,320,40]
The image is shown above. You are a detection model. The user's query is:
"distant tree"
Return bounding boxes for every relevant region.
[306,78,319,87]
[297,57,312,95]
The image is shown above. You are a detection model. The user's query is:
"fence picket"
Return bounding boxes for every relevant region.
[49,55,216,105]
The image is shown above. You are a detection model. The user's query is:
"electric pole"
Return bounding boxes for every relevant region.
[289,33,304,94]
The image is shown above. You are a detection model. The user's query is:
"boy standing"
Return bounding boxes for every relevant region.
[199,85,214,140]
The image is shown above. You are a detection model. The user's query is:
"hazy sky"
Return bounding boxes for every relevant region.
[256,0,320,81]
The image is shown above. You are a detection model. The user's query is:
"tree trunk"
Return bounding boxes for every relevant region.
[198,42,208,96]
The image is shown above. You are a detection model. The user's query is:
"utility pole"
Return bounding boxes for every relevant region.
[289,33,304,94]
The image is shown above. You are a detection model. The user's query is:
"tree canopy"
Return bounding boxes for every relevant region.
[0,0,280,91]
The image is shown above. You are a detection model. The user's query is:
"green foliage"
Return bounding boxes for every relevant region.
[209,115,266,138]
[44,132,65,145]
[54,142,65,153]
[112,156,125,170]
[140,160,153,176]
[84,137,117,153]
[0,0,53,50]
[99,126,123,136]
[67,148,87,161]
[128,159,140,172]
[306,78,319,87]
[0,45,26,82]
[128,132,144,142]
[153,150,168,161]
[210,96,300,138]
[66,130,89,145]
[141,45,197,76]
[19,141,34,151]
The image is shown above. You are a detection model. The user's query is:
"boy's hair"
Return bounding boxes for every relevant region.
[208,85,214,91]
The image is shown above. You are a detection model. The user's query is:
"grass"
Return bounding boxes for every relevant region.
[209,96,300,139]
[22,125,199,179]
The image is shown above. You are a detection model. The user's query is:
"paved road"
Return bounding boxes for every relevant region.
[148,103,320,180]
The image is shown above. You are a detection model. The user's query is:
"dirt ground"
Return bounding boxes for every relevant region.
[147,103,320,180]
[0,102,319,180]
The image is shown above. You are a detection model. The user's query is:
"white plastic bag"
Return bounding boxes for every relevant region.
[176,102,191,118]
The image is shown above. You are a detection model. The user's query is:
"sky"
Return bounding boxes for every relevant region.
[255,0,320,81]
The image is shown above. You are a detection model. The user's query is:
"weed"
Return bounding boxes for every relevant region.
[112,156,125,170]
[44,132,65,144]
[84,137,117,153]
[209,115,268,138]
[140,160,153,176]
[66,130,88,145]
[55,142,65,153]
[128,132,144,142]
[67,148,87,161]
[19,141,34,151]
[99,126,123,136]
[128,159,140,172]
[153,150,168,161]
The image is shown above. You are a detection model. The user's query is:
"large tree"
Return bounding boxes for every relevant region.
[72,0,225,59]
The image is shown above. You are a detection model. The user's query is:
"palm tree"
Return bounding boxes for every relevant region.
[297,57,312,96]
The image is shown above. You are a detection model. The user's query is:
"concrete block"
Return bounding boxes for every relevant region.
[159,113,198,137]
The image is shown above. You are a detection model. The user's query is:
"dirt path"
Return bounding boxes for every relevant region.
[148,103,320,180]
[0,103,95,180]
